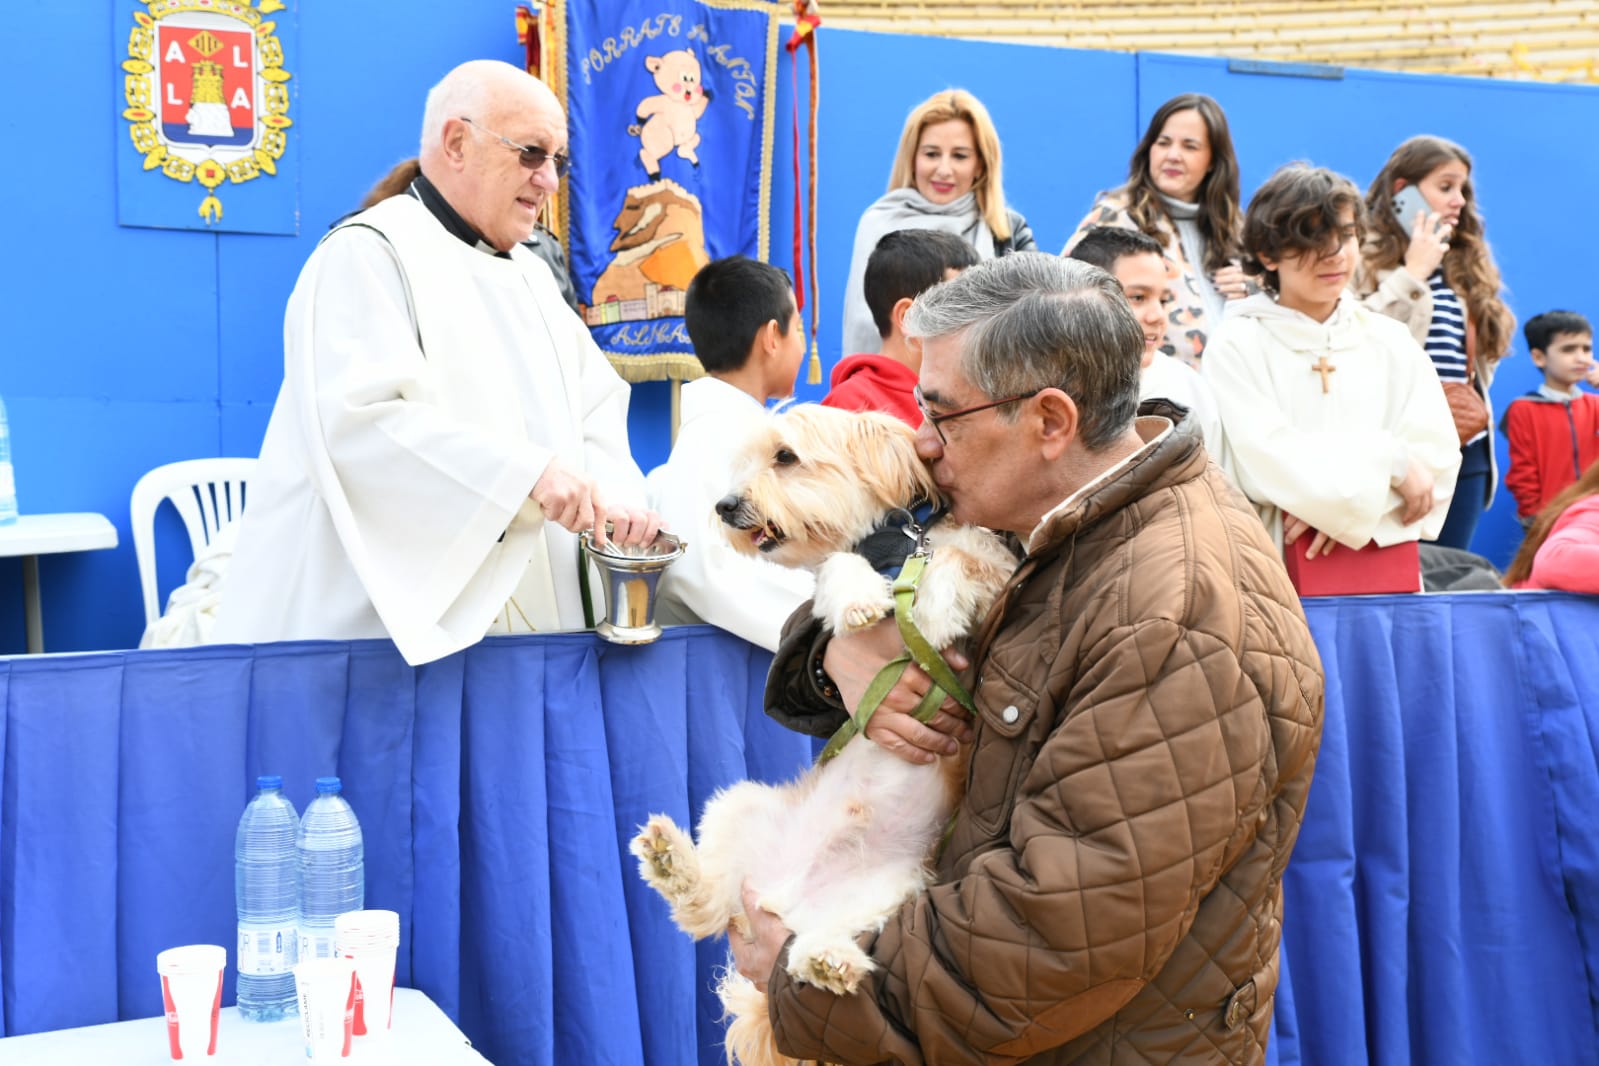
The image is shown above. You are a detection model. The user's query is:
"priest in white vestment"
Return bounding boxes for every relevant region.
[216,61,659,666]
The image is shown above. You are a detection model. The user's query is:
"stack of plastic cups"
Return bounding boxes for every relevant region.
[334,909,400,1041]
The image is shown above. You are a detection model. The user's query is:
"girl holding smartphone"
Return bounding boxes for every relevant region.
[1357,135,1516,551]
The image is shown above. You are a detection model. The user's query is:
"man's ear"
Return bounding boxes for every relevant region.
[890,296,915,337]
[442,118,470,168]
[1530,347,1547,368]
[1034,388,1079,460]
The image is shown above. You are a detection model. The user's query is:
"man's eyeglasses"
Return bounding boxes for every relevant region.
[459,117,572,178]
[914,384,1043,445]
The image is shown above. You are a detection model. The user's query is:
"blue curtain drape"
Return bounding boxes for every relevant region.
[2,595,1597,1064]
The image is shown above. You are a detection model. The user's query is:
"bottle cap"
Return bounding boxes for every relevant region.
[315,776,343,794]
[257,774,283,790]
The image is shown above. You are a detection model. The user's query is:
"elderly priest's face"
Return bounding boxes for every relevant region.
[455,83,567,253]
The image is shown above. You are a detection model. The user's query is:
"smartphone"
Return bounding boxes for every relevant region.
[1392,184,1433,239]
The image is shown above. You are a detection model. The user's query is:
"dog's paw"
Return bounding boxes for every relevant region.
[787,934,875,995]
[630,815,698,899]
[835,597,892,634]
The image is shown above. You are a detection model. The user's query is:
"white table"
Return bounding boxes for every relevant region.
[0,987,488,1065]
[0,513,118,653]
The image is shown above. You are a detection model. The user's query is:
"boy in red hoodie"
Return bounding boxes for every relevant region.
[1502,310,1599,523]
[822,228,977,425]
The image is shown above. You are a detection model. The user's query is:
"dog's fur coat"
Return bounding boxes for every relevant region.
[630,405,1016,1066]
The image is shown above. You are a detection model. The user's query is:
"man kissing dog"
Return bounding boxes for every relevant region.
[738,253,1325,1066]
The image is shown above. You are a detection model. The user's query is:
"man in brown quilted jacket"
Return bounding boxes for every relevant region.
[737,253,1325,1064]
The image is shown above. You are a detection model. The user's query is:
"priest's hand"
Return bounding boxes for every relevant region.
[728,880,792,992]
[1394,458,1436,525]
[1283,514,1335,558]
[823,618,973,765]
[531,458,599,534]
[597,504,663,550]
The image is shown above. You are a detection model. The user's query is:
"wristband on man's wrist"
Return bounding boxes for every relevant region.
[810,650,839,701]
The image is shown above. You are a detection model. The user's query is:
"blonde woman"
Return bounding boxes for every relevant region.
[840,89,1035,357]
[1357,135,1516,550]
[1064,94,1247,367]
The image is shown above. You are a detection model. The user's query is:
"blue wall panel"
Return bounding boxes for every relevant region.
[2,11,1595,654]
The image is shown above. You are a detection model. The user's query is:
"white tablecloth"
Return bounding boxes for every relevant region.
[0,987,488,1065]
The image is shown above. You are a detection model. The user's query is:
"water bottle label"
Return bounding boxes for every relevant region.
[298,929,337,962]
[237,923,298,976]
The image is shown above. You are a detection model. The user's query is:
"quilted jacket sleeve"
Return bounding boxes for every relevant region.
[767,618,1284,1064]
[764,602,850,737]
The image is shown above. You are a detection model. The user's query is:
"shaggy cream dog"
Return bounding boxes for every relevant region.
[631,404,1016,1066]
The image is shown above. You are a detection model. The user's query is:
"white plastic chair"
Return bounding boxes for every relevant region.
[131,458,255,629]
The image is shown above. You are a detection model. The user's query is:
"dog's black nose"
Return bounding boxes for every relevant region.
[714,494,740,519]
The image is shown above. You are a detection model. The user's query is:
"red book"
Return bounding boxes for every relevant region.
[1281,539,1422,597]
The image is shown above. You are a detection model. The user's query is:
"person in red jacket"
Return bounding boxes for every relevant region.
[1502,310,1599,523]
[823,228,978,425]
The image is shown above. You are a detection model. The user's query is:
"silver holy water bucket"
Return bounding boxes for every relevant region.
[578,529,686,644]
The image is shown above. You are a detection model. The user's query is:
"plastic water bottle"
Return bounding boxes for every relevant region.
[297,776,364,962]
[0,392,17,526]
[235,775,300,1021]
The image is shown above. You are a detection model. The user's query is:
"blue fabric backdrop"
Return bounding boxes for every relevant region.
[1,595,1597,1064]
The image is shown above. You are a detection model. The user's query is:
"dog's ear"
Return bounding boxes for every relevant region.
[850,412,941,507]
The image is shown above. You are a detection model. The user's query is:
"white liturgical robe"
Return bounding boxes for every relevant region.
[1203,293,1460,549]
[216,195,645,665]
[646,379,813,651]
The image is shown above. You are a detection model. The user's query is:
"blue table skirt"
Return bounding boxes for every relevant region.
[1,593,1596,1064]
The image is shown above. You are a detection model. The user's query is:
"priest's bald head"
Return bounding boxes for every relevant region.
[419,60,567,253]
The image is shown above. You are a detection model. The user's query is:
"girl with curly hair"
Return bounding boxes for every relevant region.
[1357,135,1516,551]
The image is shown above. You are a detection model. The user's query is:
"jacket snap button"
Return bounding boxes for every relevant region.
[1001,705,1020,724]
[1184,1009,1196,1021]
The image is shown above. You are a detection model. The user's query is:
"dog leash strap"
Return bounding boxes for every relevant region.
[892,556,977,713]
[816,653,909,763]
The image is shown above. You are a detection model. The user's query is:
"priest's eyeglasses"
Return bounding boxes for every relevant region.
[914,385,1043,445]
[459,117,572,179]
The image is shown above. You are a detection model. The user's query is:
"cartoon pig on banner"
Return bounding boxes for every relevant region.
[630,49,711,179]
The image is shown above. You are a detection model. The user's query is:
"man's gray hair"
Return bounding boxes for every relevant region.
[904,252,1144,450]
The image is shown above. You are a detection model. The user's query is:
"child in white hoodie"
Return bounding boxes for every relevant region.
[1202,164,1459,560]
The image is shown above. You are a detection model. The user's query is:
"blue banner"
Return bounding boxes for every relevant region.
[555,1,782,381]
[114,0,300,235]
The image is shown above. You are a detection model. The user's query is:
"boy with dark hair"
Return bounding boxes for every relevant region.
[646,256,813,651]
[823,229,978,425]
[1503,310,1599,523]
[1069,226,1223,453]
